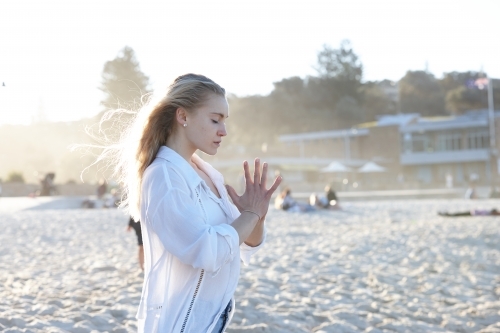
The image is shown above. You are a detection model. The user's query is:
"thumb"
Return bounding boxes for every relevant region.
[225,184,239,202]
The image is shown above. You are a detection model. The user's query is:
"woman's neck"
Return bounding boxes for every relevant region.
[165,135,196,164]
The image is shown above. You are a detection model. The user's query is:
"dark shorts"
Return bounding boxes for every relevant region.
[129,218,143,246]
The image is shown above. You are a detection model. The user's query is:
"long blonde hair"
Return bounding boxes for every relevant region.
[86,74,225,220]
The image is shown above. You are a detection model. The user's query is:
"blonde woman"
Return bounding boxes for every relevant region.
[106,74,281,332]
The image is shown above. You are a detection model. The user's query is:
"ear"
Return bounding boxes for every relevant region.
[175,107,188,125]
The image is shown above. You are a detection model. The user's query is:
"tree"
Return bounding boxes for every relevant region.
[99,46,151,110]
[6,171,25,183]
[440,71,500,114]
[335,96,364,127]
[359,81,397,121]
[313,40,364,122]
[445,86,484,114]
[440,71,481,92]
[399,71,445,117]
[316,40,363,82]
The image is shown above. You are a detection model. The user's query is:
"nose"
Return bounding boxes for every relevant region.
[218,124,227,137]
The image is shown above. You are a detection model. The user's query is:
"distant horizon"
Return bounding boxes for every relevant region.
[0,68,498,127]
[1,0,499,125]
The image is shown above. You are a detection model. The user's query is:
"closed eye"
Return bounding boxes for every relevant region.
[211,119,219,124]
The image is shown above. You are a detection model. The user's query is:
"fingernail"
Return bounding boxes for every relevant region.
[263,162,267,167]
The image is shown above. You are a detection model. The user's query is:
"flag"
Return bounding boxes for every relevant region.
[474,78,489,90]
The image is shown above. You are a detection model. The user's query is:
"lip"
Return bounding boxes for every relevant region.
[214,141,221,147]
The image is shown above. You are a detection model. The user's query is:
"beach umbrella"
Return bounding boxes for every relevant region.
[358,162,386,173]
[321,161,351,173]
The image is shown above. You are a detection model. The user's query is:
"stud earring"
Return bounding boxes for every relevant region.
[183,123,187,127]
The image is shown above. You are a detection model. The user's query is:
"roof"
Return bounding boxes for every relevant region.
[376,113,420,127]
[401,109,500,133]
[279,128,369,142]
[278,109,500,142]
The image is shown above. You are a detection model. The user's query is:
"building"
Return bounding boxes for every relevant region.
[277,110,500,188]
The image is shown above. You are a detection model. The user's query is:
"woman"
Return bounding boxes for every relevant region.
[108,74,281,332]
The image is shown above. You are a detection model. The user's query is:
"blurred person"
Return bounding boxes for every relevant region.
[325,185,340,209]
[445,173,453,188]
[96,74,281,332]
[275,187,314,212]
[81,199,95,209]
[39,172,57,196]
[489,186,500,198]
[438,208,500,217]
[103,188,120,208]
[127,216,144,270]
[97,178,107,199]
[465,183,477,199]
[309,185,340,210]
[309,192,325,208]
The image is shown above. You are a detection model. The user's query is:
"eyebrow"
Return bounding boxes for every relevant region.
[211,112,229,118]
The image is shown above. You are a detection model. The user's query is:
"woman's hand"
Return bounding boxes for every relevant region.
[226,158,282,219]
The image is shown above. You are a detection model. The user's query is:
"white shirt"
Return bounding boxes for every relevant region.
[136,146,265,333]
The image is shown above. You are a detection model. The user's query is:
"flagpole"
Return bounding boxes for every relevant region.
[488,78,496,181]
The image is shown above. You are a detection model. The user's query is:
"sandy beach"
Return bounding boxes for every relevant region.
[0,197,499,332]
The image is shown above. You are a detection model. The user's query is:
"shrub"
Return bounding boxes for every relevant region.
[6,171,25,183]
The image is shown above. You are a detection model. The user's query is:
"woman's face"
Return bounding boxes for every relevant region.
[185,94,228,155]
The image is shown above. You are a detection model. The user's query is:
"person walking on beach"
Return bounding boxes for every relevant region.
[127,216,144,270]
[103,74,281,332]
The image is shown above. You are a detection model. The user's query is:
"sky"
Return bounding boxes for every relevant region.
[0,0,499,125]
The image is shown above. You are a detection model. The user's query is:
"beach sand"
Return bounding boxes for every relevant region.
[0,198,499,332]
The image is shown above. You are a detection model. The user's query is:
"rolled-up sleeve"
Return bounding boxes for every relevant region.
[143,167,239,273]
[239,221,267,266]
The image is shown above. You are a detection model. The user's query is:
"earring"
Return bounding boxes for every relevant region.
[183,123,187,127]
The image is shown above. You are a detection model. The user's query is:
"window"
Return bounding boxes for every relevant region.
[467,129,489,150]
[402,133,434,153]
[411,134,431,152]
[436,132,462,151]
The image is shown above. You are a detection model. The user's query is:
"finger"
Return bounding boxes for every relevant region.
[261,162,268,189]
[254,158,261,185]
[225,184,240,203]
[266,176,282,197]
[243,160,252,186]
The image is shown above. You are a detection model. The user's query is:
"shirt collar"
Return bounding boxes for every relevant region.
[191,154,224,184]
[156,146,203,189]
[155,146,225,190]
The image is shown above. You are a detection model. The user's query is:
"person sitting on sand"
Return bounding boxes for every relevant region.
[309,193,325,208]
[276,188,314,212]
[94,74,282,332]
[309,185,340,210]
[325,186,338,205]
[438,208,500,217]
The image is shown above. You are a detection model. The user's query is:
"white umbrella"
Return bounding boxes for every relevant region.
[358,162,386,173]
[321,161,352,173]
